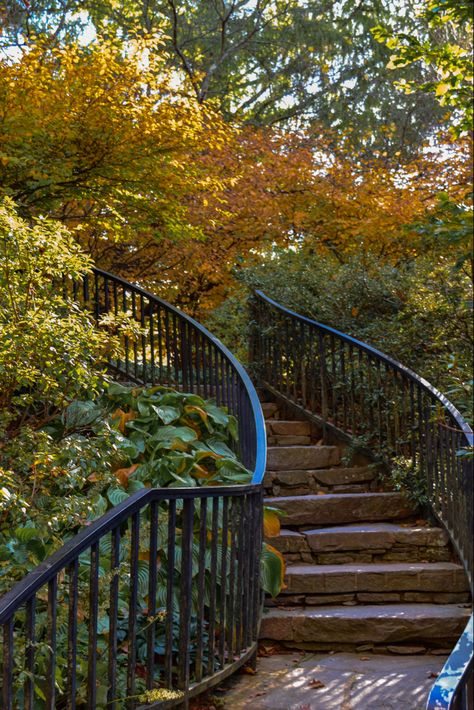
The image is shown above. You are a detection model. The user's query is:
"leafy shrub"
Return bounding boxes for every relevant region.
[207,250,473,422]
[0,198,116,431]
[1,383,284,706]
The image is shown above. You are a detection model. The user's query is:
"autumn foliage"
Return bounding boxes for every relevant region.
[0,38,471,316]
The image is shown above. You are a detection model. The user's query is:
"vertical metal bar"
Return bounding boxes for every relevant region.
[126,513,140,704]
[2,618,13,710]
[88,543,99,709]
[349,344,356,435]
[241,496,251,648]
[131,291,138,380]
[149,305,156,386]
[25,596,36,710]
[140,294,147,382]
[146,501,158,690]
[218,498,229,668]
[340,342,347,431]
[108,527,121,709]
[94,270,100,323]
[165,500,176,688]
[67,560,78,710]
[235,496,244,656]
[227,498,237,663]
[330,335,337,427]
[195,498,208,682]
[178,498,194,695]
[207,497,219,675]
[319,332,328,443]
[83,272,90,304]
[46,577,58,709]
[157,304,164,383]
[123,288,130,376]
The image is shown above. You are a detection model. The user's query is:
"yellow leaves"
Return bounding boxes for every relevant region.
[263,508,281,538]
[435,82,451,97]
[114,463,139,488]
[112,407,136,433]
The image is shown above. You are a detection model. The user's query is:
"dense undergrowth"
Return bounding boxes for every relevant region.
[207,250,473,424]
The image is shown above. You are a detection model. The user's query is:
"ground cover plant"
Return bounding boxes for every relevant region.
[0,200,283,706]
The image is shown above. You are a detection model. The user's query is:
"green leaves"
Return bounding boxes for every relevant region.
[62,400,102,430]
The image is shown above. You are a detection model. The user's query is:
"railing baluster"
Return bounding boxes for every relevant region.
[25,597,36,710]
[2,618,13,710]
[126,513,140,704]
[165,500,176,688]
[218,497,229,668]
[207,497,219,675]
[195,498,208,682]
[146,501,158,690]
[67,561,78,710]
[46,577,58,710]
[88,543,99,709]
[178,498,194,697]
[108,527,121,709]
[227,498,237,663]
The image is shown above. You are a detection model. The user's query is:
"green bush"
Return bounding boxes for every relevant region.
[0,198,117,431]
[207,250,473,422]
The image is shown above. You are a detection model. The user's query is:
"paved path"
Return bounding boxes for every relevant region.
[213,651,447,710]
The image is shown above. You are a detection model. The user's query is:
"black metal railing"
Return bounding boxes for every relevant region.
[251,290,473,710]
[0,269,266,709]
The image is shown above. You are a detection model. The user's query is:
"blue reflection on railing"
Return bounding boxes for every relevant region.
[426,615,473,709]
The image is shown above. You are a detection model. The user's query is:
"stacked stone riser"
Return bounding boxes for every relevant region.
[259,393,471,653]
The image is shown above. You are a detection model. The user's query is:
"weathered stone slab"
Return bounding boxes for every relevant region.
[305,523,449,553]
[267,445,340,471]
[267,420,311,436]
[268,435,311,445]
[312,467,377,486]
[265,529,308,554]
[260,604,471,645]
[283,562,469,595]
[264,493,414,526]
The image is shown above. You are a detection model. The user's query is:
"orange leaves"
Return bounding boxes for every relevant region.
[112,408,136,433]
[114,463,139,488]
[263,508,281,538]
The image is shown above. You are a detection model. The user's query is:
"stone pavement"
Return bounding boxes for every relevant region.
[214,651,448,710]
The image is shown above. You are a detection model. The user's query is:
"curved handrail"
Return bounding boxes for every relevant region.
[254,291,473,444]
[0,270,266,709]
[251,289,473,710]
[93,268,267,484]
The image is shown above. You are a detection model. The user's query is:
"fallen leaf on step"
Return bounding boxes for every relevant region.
[427,672,439,678]
[416,519,428,526]
[359,656,371,661]
[316,491,326,495]
[241,666,257,675]
[307,679,325,689]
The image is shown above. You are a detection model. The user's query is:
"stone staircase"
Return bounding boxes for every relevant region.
[260,396,471,653]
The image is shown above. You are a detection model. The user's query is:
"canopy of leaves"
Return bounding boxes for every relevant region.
[2,0,448,155]
[373,0,473,137]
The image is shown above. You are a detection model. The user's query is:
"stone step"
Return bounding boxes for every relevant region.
[282,562,469,595]
[264,492,414,526]
[266,420,311,436]
[267,524,452,564]
[260,604,471,649]
[264,466,378,495]
[261,402,280,419]
[304,523,449,552]
[267,445,340,471]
